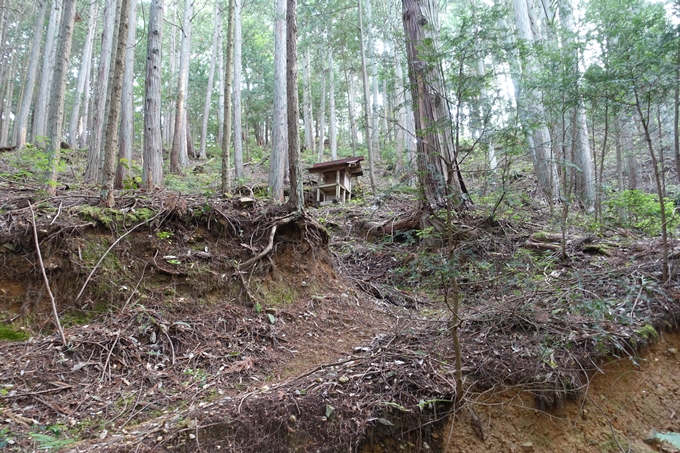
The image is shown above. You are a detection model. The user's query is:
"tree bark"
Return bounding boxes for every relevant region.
[142,0,164,189]
[633,86,669,283]
[115,0,138,189]
[269,0,287,200]
[86,0,118,182]
[473,58,497,172]
[675,28,680,182]
[233,0,244,177]
[329,51,337,160]
[615,117,624,193]
[44,0,77,193]
[165,0,179,145]
[199,0,221,160]
[558,0,595,212]
[303,49,314,151]
[15,0,46,149]
[170,0,193,173]
[358,0,376,190]
[217,19,225,148]
[511,0,560,200]
[404,80,416,184]
[68,0,99,149]
[316,59,326,162]
[101,0,131,206]
[365,0,380,160]
[345,68,358,156]
[287,0,303,211]
[34,0,63,144]
[382,76,390,144]
[0,53,15,147]
[402,0,465,206]
[393,45,406,173]
[221,0,235,193]
[80,61,93,150]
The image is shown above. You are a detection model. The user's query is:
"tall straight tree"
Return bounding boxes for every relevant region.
[328,51,337,160]
[474,59,497,171]
[0,53,15,147]
[34,0,63,144]
[402,0,465,206]
[199,0,221,160]
[316,59,326,161]
[44,0,77,194]
[557,0,595,211]
[269,0,287,200]
[170,0,194,173]
[115,0,139,188]
[404,78,416,183]
[511,0,560,200]
[101,0,131,206]
[86,0,119,182]
[302,49,314,151]
[365,0,380,160]
[142,0,164,189]
[68,0,99,148]
[79,57,93,149]
[358,0,376,189]
[165,0,179,145]
[345,68,359,156]
[217,14,225,147]
[15,0,46,149]
[221,0,235,192]
[233,0,244,177]
[287,0,303,211]
[676,26,680,182]
[393,45,406,173]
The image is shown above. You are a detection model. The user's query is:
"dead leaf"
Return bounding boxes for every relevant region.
[225,357,254,374]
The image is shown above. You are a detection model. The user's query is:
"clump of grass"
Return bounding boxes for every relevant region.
[0,325,29,341]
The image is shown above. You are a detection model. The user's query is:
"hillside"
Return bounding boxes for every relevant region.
[0,152,679,452]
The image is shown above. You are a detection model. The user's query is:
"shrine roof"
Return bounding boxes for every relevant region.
[307,156,365,175]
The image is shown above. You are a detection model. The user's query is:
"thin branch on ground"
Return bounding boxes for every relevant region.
[29,202,67,345]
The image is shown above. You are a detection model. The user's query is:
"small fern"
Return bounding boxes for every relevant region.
[29,433,73,451]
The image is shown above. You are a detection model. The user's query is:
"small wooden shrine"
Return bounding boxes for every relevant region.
[307,156,365,205]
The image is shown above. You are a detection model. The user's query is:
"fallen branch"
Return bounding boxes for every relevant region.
[523,241,562,252]
[29,202,67,345]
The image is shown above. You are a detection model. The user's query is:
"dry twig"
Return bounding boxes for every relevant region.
[28,202,67,345]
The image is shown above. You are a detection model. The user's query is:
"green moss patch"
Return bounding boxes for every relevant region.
[78,206,155,228]
[0,325,29,341]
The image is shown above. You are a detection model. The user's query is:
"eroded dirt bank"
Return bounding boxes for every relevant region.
[441,332,680,453]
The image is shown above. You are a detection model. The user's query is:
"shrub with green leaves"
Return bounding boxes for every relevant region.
[603,189,678,236]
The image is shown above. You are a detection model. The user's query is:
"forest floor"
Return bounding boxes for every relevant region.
[0,149,679,452]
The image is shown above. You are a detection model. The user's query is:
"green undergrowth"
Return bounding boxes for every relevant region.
[0,325,29,341]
